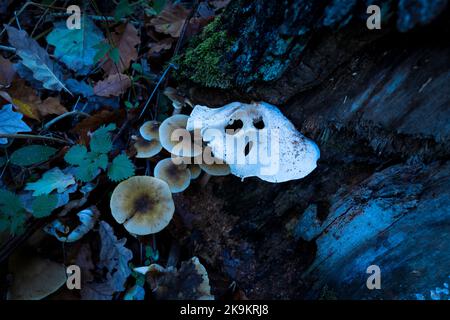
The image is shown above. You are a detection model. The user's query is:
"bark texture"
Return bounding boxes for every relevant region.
[173,0,450,299]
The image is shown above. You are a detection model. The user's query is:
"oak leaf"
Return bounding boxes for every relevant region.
[94,73,131,97]
[102,24,140,75]
[149,3,190,37]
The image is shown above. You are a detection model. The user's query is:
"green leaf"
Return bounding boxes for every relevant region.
[64,145,88,165]
[90,124,116,154]
[0,189,27,235]
[108,154,135,182]
[152,0,166,14]
[115,0,134,22]
[131,63,143,73]
[0,189,23,216]
[46,17,105,75]
[10,145,57,166]
[25,167,76,196]
[31,194,58,218]
[94,42,113,64]
[110,47,121,64]
[93,153,109,171]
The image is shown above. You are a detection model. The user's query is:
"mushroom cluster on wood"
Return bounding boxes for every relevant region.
[110,176,175,235]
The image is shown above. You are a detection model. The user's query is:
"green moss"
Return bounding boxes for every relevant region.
[174,17,234,88]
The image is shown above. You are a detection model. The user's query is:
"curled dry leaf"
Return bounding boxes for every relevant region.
[94,73,131,97]
[76,221,133,300]
[102,23,141,75]
[44,206,100,242]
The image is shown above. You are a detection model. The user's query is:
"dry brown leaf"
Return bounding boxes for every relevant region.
[6,80,41,120]
[93,73,131,97]
[148,38,174,56]
[72,109,125,144]
[149,4,190,37]
[5,80,67,120]
[39,97,68,116]
[0,56,15,88]
[102,24,140,75]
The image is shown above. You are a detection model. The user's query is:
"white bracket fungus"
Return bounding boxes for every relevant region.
[187,101,320,183]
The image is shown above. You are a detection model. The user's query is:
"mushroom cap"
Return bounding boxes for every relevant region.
[154,158,191,193]
[139,121,161,141]
[188,164,202,180]
[159,114,202,157]
[7,251,66,300]
[199,163,231,176]
[110,176,175,235]
[134,138,162,158]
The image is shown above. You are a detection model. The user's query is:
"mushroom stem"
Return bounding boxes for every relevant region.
[172,107,182,115]
[199,173,211,187]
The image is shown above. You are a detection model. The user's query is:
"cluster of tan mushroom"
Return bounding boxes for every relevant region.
[110,107,231,237]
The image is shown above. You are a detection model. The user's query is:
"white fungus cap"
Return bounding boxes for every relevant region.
[187,101,320,183]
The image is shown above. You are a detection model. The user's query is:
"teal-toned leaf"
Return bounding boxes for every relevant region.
[90,124,116,154]
[5,26,69,93]
[65,145,88,165]
[94,42,113,64]
[110,47,120,64]
[66,79,94,97]
[74,161,101,182]
[115,0,134,22]
[108,154,135,182]
[46,18,105,75]
[93,153,109,171]
[0,104,32,144]
[131,63,143,73]
[152,0,167,14]
[0,189,23,216]
[0,189,27,235]
[10,145,57,166]
[25,167,76,196]
[31,194,58,218]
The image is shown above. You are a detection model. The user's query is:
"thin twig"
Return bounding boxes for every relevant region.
[0,133,72,144]
[0,45,16,53]
[138,63,175,119]
[43,110,89,130]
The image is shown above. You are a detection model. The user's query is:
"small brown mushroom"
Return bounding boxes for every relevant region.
[110,176,175,235]
[134,137,162,158]
[154,158,191,193]
[139,121,160,141]
[159,114,202,158]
